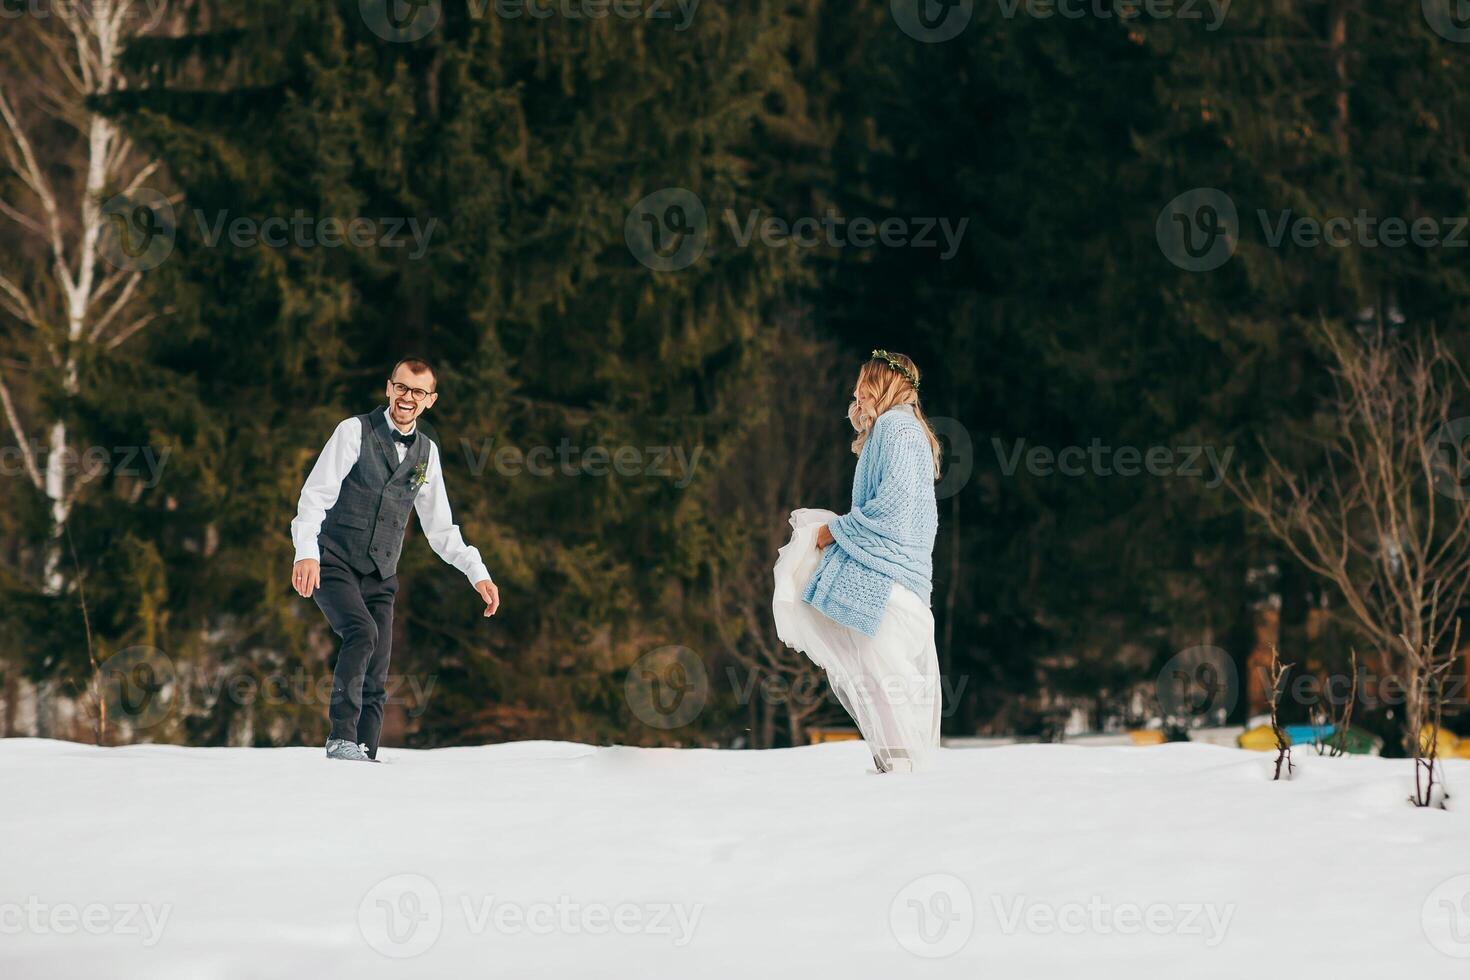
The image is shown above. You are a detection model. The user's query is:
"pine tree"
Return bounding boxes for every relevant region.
[108,0,817,744]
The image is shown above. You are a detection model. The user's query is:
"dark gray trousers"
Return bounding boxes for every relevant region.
[313,551,398,758]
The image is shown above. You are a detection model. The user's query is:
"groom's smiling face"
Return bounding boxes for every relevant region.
[386,365,437,430]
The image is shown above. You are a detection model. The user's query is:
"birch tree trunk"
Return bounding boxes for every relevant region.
[0,0,172,733]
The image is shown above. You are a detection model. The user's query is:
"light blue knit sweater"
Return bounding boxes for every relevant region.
[802,405,938,636]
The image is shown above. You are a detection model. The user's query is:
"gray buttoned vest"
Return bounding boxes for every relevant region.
[318,406,431,578]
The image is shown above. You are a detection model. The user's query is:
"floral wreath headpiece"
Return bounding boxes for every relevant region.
[871,350,920,391]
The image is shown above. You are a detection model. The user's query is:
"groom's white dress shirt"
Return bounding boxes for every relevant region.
[291,408,491,585]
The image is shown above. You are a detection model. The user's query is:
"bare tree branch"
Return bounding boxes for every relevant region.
[103,307,171,350]
[0,197,47,237]
[0,366,43,489]
[0,82,73,298]
[0,272,46,331]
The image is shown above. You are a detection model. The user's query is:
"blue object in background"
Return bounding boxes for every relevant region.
[1283,724,1336,745]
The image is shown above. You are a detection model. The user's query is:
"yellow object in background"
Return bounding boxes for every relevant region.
[1420,725,1460,755]
[1237,725,1284,752]
[1128,730,1167,746]
[808,728,862,745]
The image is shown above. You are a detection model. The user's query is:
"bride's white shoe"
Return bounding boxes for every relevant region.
[872,749,915,775]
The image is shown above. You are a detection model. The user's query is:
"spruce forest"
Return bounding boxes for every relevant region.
[3,0,1470,757]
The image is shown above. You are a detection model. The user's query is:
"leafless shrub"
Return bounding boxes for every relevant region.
[1230,324,1470,771]
[1268,645,1293,781]
[1404,621,1458,809]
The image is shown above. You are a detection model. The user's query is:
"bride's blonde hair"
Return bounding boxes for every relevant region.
[848,351,943,479]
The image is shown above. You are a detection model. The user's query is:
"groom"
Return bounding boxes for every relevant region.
[290,357,499,762]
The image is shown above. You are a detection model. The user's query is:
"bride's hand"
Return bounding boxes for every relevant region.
[815,524,834,549]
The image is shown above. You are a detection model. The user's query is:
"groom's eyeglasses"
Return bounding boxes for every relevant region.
[390,380,434,401]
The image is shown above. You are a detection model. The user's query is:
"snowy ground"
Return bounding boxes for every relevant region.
[2,738,1469,979]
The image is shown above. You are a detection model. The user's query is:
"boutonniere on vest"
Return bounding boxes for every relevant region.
[409,461,428,491]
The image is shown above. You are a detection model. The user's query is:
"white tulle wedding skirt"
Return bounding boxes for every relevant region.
[772,508,941,773]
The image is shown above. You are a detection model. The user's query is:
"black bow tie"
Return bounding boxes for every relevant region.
[391,429,416,447]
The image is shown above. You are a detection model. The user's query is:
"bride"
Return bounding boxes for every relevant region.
[773,350,943,773]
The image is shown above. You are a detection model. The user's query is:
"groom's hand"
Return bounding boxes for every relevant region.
[475,579,500,617]
[292,558,321,597]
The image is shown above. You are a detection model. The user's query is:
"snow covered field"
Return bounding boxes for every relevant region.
[2,737,1469,979]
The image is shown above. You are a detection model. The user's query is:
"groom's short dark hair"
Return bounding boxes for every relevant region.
[392,356,437,391]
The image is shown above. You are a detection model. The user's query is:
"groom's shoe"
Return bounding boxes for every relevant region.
[325,737,373,762]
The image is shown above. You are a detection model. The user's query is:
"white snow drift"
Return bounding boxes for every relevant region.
[1,737,1468,978]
